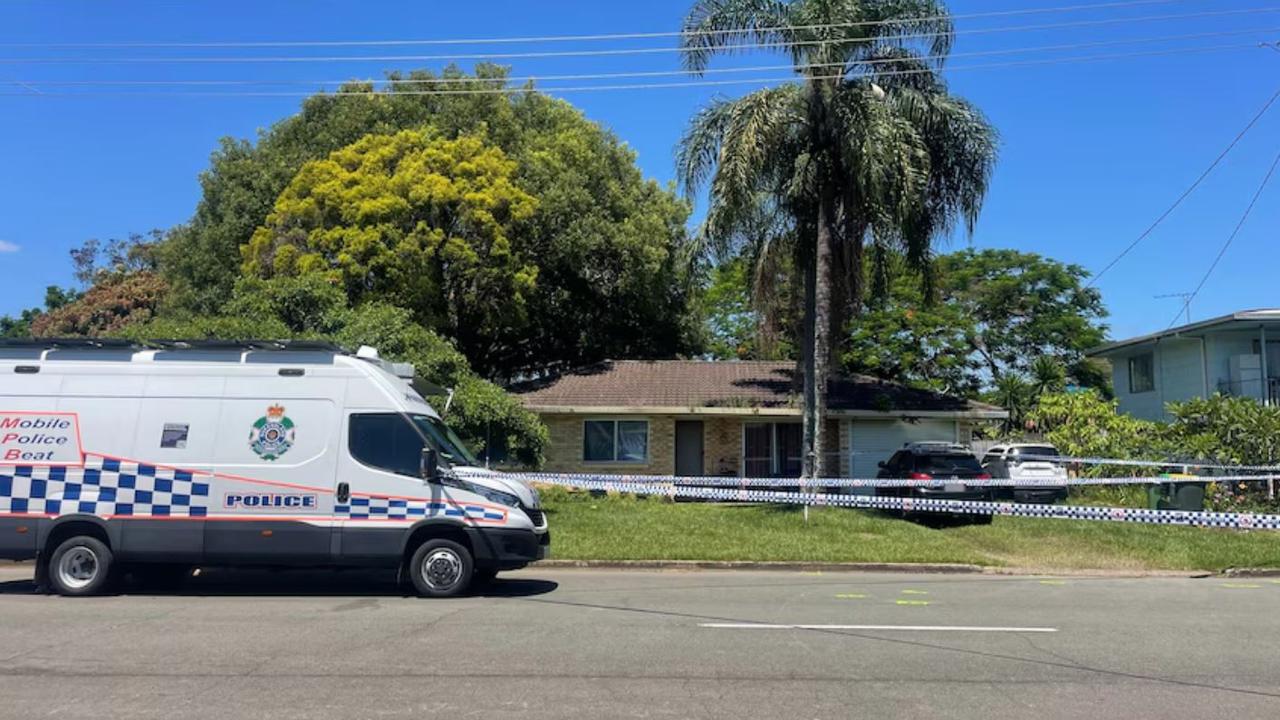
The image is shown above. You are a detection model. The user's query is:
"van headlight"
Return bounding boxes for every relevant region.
[459,480,521,508]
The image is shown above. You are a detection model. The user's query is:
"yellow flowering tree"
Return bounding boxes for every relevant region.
[242,130,539,362]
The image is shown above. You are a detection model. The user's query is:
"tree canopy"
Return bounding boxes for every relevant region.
[243,130,541,367]
[842,249,1109,397]
[164,66,700,380]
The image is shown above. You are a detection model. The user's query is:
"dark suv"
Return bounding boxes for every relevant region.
[875,443,993,522]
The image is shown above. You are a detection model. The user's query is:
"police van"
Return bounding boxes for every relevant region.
[0,339,548,597]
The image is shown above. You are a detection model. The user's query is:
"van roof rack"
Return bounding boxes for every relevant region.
[0,338,348,353]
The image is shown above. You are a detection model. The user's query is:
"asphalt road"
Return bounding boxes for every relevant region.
[1,564,1279,719]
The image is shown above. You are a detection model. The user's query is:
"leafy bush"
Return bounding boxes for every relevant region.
[1030,391,1280,512]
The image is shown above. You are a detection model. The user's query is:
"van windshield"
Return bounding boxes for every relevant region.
[412,414,480,467]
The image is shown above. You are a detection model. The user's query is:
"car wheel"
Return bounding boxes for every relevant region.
[408,539,473,598]
[48,536,114,597]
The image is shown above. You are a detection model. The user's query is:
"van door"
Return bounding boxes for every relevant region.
[336,412,442,565]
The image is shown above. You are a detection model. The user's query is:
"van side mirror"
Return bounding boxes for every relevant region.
[421,448,440,482]
[877,461,887,469]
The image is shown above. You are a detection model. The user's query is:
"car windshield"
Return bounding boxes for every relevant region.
[411,414,480,467]
[916,453,985,474]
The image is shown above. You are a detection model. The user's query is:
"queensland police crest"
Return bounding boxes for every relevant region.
[249,404,295,461]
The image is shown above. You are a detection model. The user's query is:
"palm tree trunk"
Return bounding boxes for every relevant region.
[808,187,835,479]
[801,233,818,479]
[802,74,837,480]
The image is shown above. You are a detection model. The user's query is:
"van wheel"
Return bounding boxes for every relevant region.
[48,536,113,597]
[408,539,473,598]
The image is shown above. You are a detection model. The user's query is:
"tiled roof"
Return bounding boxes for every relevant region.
[510,360,1004,415]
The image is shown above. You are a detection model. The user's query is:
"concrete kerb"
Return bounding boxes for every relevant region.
[537,559,1223,578]
[0,559,1250,578]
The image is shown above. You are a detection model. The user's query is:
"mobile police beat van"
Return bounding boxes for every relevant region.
[0,339,549,597]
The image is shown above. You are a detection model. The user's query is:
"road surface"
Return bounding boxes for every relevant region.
[0,564,1277,719]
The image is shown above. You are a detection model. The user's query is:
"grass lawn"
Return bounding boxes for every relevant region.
[539,487,1280,572]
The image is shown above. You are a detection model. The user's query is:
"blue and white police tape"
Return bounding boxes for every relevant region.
[459,470,1280,531]
[458,468,1280,489]
[1011,453,1280,472]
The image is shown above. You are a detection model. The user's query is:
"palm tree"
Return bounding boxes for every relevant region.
[678,0,997,478]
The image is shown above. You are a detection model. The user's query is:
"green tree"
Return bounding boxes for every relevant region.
[678,0,998,476]
[701,255,796,360]
[1,286,81,338]
[938,249,1106,388]
[161,66,699,379]
[242,130,541,370]
[842,249,1109,396]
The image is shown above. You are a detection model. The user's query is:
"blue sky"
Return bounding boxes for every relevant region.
[1,0,1278,340]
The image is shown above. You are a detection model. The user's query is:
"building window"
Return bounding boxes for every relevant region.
[742,422,803,477]
[1128,353,1155,394]
[583,420,649,463]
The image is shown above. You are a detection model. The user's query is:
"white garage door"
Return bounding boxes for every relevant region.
[850,419,959,479]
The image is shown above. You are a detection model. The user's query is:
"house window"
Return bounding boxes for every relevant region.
[583,420,649,463]
[742,422,803,477]
[1128,353,1155,394]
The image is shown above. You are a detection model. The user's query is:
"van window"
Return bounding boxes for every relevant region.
[349,414,427,477]
[348,413,477,476]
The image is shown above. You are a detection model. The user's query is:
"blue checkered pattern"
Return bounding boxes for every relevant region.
[0,458,210,518]
[336,495,505,522]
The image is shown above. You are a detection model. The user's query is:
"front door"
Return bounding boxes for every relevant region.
[674,421,704,476]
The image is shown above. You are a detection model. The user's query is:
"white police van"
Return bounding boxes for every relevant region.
[0,339,548,597]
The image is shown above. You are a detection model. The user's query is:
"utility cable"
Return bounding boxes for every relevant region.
[2,7,1276,64]
[1088,85,1280,287]
[0,0,1196,49]
[1166,148,1280,328]
[0,42,1262,97]
[8,26,1272,87]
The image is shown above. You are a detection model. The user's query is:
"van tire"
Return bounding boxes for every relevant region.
[407,539,473,598]
[48,536,114,597]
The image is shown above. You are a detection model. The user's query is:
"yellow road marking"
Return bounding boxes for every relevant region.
[1221,583,1262,589]
[900,589,929,595]
[1039,580,1067,586]
[896,600,931,606]
[835,593,867,599]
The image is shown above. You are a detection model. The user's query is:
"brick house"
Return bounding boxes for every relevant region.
[511,361,1006,478]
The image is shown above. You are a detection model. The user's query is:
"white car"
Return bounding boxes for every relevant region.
[981,443,1069,504]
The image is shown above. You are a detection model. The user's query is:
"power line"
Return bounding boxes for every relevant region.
[2,7,1276,64]
[0,0,1191,49]
[10,27,1274,88]
[1088,85,1280,287]
[0,42,1262,98]
[1166,148,1280,329]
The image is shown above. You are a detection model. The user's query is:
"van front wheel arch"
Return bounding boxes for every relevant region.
[406,538,473,598]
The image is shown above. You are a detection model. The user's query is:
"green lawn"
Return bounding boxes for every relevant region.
[539,487,1280,572]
